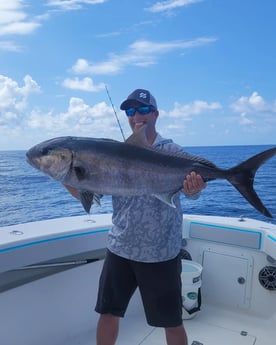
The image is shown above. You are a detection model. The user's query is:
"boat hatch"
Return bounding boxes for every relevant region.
[200,249,253,309]
[139,321,256,345]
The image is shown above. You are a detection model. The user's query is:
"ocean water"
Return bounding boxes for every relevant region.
[0,145,275,228]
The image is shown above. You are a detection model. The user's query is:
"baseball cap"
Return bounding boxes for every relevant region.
[120,89,158,110]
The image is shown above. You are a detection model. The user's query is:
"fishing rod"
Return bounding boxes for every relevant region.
[105,85,126,141]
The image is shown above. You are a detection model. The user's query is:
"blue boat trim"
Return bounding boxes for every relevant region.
[268,234,276,242]
[0,228,109,253]
[189,222,262,249]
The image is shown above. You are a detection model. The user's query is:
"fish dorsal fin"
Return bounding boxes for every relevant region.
[174,151,218,169]
[125,125,149,147]
[126,126,217,170]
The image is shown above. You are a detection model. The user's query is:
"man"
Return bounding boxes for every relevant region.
[66,89,205,345]
[95,88,206,345]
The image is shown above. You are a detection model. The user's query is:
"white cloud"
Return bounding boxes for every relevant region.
[239,113,254,126]
[230,91,276,114]
[0,1,41,37]
[71,37,217,75]
[0,40,21,51]
[0,3,26,24]
[0,73,127,147]
[0,1,107,53]
[62,77,105,92]
[0,2,25,14]
[26,97,122,138]
[0,74,40,129]
[146,0,203,13]
[129,37,215,54]
[0,74,40,115]
[165,100,222,119]
[46,0,106,11]
[0,21,40,36]
[72,58,120,75]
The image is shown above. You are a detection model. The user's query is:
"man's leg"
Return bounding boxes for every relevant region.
[95,251,137,344]
[165,324,188,345]
[96,313,120,345]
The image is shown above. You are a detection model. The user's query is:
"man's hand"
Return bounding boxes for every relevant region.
[183,171,206,197]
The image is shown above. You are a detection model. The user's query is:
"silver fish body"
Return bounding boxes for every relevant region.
[26,132,276,217]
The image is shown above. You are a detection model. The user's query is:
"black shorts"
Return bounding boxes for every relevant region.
[95,249,183,327]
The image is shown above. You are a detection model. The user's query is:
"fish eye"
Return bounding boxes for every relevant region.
[59,149,72,160]
[60,152,68,160]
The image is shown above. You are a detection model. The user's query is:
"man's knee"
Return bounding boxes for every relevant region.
[99,313,119,325]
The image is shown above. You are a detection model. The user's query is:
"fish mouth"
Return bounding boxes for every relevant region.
[26,148,40,168]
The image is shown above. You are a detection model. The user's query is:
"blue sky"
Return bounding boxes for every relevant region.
[0,0,276,150]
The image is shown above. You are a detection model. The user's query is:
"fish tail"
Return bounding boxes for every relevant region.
[226,147,276,218]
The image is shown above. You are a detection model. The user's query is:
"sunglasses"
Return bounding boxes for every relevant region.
[125,106,156,117]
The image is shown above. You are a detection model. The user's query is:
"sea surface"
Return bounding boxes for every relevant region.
[0,145,275,228]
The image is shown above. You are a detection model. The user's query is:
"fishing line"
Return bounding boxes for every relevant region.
[105,85,126,141]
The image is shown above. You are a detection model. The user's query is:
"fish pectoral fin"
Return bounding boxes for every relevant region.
[152,192,178,208]
[92,193,103,206]
[79,191,103,213]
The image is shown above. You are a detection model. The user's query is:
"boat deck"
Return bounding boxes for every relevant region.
[118,292,273,345]
[2,259,273,345]
[1,214,275,345]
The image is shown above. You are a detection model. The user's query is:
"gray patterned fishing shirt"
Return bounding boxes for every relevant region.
[108,134,184,263]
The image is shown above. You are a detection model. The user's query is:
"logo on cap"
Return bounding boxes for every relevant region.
[139,92,147,99]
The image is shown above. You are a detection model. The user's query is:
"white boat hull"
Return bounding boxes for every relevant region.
[1,214,275,345]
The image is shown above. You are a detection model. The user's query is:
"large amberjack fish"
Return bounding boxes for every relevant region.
[26,128,276,217]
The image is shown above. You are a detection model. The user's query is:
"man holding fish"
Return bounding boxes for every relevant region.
[27,87,276,344]
[65,88,206,345]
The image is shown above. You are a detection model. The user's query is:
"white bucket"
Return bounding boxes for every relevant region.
[181,259,202,319]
